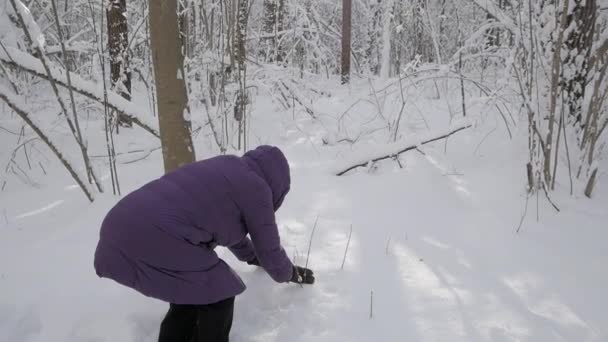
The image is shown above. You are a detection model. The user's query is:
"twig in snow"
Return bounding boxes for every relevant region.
[459,51,467,117]
[541,182,560,212]
[385,236,391,255]
[368,78,387,124]
[536,183,540,222]
[0,125,19,135]
[370,290,374,319]
[392,77,407,142]
[516,194,530,233]
[38,161,46,175]
[394,156,404,169]
[562,117,574,195]
[305,216,319,270]
[341,224,353,270]
[122,147,162,165]
[23,143,31,170]
[474,127,497,156]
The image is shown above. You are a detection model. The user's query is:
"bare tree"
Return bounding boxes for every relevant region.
[149,0,196,172]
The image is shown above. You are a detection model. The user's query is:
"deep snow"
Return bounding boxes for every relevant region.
[1,75,607,342]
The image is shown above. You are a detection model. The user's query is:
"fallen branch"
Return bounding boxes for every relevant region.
[335,123,472,176]
[0,46,159,138]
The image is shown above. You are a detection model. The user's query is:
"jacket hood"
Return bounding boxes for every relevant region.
[242,145,291,211]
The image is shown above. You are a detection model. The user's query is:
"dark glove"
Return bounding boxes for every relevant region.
[290,266,315,285]
[247,257,260,266]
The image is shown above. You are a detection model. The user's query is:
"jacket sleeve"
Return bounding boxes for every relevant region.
[241,181,293,283]
[228,236,256,262]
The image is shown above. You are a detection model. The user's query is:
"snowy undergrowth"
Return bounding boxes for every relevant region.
[1,74,607,341]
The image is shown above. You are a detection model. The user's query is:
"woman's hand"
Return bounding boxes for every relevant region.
[246,257,260,266]
[290,266,315,285]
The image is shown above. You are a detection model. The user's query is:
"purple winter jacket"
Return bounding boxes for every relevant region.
[94,145,294,305]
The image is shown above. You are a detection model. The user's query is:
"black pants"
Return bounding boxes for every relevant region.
[158,297,235,342]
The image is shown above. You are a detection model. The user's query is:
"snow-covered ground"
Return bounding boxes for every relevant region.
[1,75,607,341]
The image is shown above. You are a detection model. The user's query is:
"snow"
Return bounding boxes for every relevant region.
[1,74,607,342]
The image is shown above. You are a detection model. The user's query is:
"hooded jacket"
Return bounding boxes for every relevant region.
[93,145,294,304]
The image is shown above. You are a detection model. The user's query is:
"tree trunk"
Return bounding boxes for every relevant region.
[413,0,429,62]
[380,0,393,79]
[262,0,285,63]
[545,0,570,185]
[149,0,196,173]
[107,0,131,100]
[234,0,249,149]
[341,0,352,84]
[234,0,248,70]
[367,0,383,74]
[564,0,597,125]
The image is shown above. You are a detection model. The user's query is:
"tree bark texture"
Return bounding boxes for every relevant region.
[149,0,196,173]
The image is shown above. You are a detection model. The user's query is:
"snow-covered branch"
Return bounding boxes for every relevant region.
[0,46,160,138]
[6,0,46,51]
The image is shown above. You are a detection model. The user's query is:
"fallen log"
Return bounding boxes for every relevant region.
[335,123,472,176]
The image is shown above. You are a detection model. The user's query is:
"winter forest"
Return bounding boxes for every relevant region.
[1,0,608,341]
